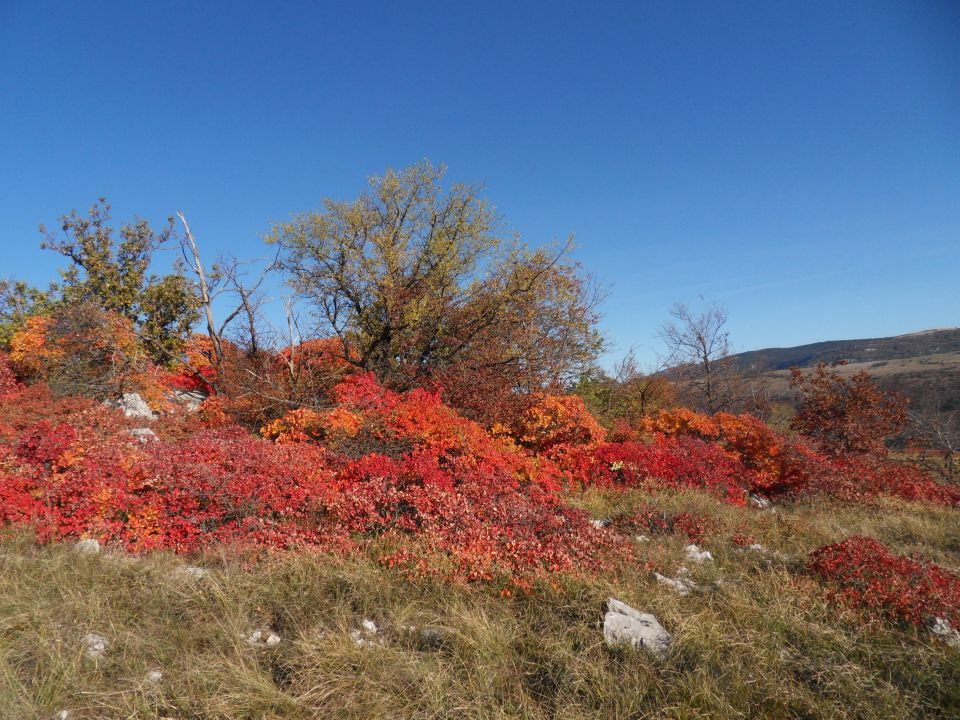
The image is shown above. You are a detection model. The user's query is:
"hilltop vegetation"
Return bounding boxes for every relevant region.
[0,164,958,718]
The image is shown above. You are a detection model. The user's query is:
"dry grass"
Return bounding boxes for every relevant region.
[1,490,958,719]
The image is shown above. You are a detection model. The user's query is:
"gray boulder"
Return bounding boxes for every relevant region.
[603,598,671,657]
[169,390,206,412]
[104,393,155,421]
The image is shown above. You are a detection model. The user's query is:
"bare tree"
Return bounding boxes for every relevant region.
[660,300,736,413]
[215,255,276,357]
[176,212,276,384]
[911,405,959,482]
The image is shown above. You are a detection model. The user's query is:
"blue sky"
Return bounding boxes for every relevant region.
[1,1,957,368]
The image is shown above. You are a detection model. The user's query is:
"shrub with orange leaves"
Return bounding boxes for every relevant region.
[643,407,721,439]
[512,394,607,452]
[8,316,59,379]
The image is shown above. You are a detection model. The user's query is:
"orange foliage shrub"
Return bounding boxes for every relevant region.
[8,316,58,378]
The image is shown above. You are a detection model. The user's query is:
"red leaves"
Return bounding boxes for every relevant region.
[790,363,908,460]
[808,537,960,627]
[1,364,956,591]
[16,421,77,469]
[588,437,750,505]
[0,353,23,397]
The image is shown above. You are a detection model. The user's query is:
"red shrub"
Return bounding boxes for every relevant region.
[588,436,749,505]
[16,421,77,469]
[808,536,960,627]
[0,353,23,397]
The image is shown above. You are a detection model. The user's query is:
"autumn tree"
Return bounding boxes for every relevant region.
[269,161,604,420]
[789,362,909,460]
[660,301,740,413]
[575,348,674,429]
[39,199,200,364]
[0,279,52,349]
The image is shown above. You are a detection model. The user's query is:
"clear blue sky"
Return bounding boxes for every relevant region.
[1,1,958,368]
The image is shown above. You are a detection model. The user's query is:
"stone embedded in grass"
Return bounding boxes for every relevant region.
[749,494,772,509]
[684,544,713,563]
[351,618,383,647]
[401,624,447,650]
[82,633,108,660]
[171,565,211,581]
[590,518,611,529]
[927,617,960,649]
[654,571,696,596]
[634,535,650,543]
[145,669,163,683]
[75,538,101,554]
[246,629,281,648]
[603,598,671,657]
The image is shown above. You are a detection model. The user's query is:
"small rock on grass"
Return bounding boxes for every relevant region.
[654,571,696,596]
[351,618,383,647]
[82,633,108,660]
[75,538,101,554]
[170,565,211,581]
[246,629,281,648]
[928,617,960,649]
[749,494,773,509]
[684,544,713,563]
[603,598,671,657]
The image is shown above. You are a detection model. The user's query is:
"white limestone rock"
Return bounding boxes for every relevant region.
[603,598,671,657]
[684,544,713,563]
[654,571,697,596]
[169,390,206,412]
[104,393,156,421]
[82,633,108,660]
[928,617,960,649]
[749,494,772,509]
[75,538,101,555]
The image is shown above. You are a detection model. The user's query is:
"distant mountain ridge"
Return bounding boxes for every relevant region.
[730,328,960,373]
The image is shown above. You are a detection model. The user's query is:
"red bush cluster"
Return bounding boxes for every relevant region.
[2,358,957,588]
[0,376,628,584]
[588,437,749,505]
[0,354,23,397]
[807,536,960,628]
[630,408,959,506]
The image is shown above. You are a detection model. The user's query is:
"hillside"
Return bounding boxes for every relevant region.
[731,329,960,416]
[731,329,960,373]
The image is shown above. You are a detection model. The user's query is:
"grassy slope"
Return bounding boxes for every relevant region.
[1,490,958,720]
